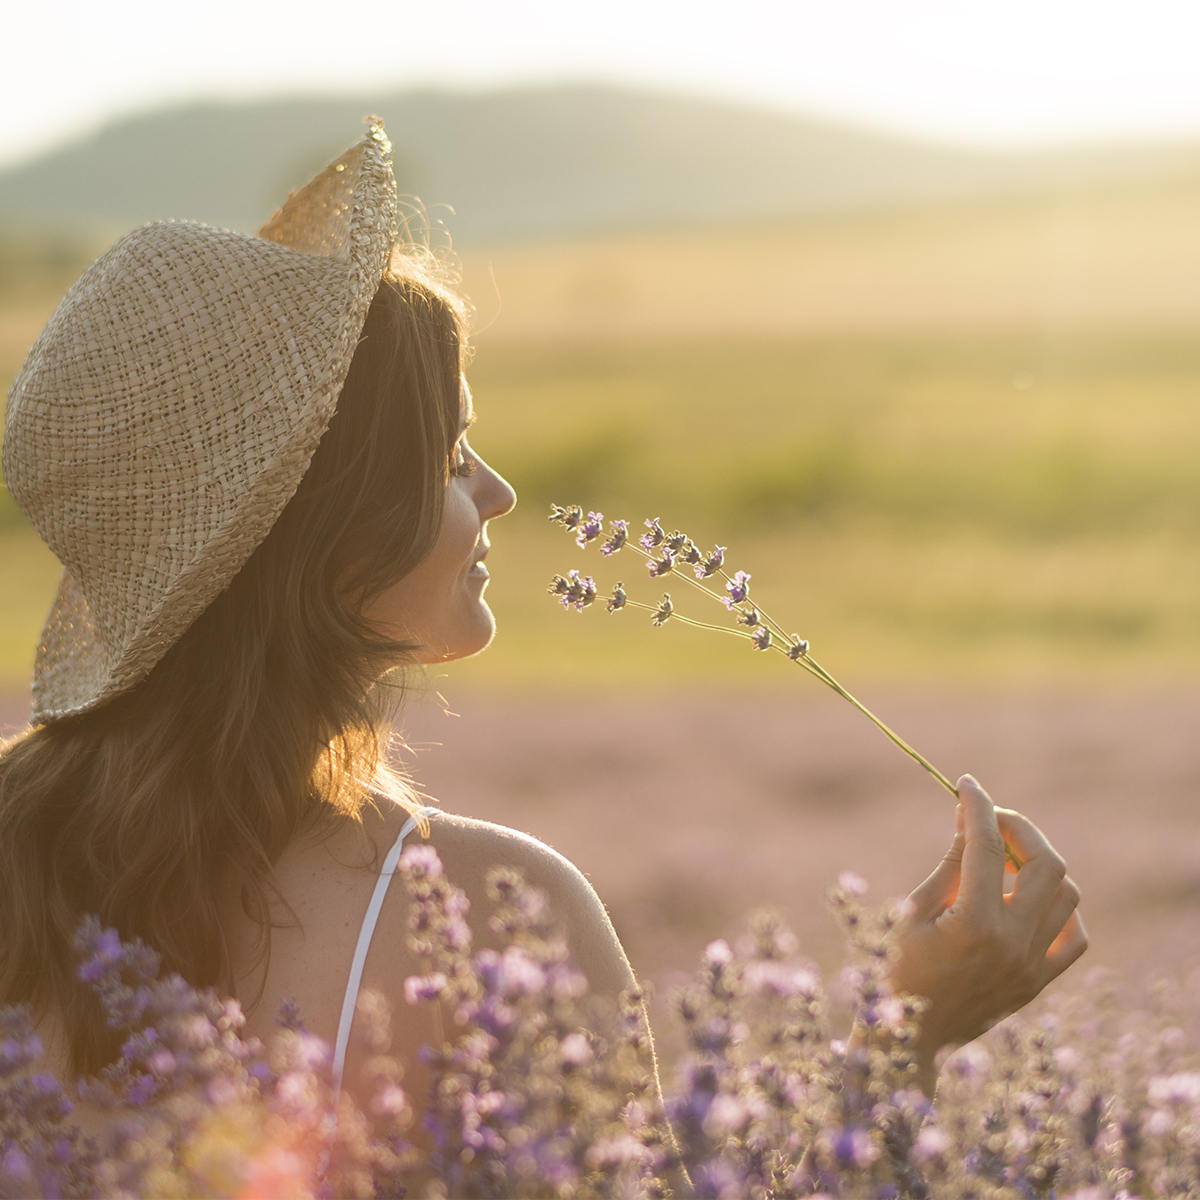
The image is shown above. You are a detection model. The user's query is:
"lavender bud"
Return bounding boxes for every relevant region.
[680,540,702,566]
[751,627,771,651]
[574,510,604,548]
[652,594,673,626]
[787,637,809,659]
[737,608,760,628]
[639,517,665,550]
[600,519,628,555]
[607,582,627,613]
[696,545,726,578]
[722,570,751,608]
[664,530,688,554]
[549,503,584,531]
[551,569,597,611]
[646,551,674,578]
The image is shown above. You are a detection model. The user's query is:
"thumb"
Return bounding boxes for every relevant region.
[907,803,966,920]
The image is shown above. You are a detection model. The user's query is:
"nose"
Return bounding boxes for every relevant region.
[474,455,517,521]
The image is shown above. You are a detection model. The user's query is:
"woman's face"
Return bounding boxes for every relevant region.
[363,382,517,663]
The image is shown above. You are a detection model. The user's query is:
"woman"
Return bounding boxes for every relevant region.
[0,124,1085,1122]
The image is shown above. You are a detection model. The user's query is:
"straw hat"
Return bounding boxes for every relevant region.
[3,121,397,723]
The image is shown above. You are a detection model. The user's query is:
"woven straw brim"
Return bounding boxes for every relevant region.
[3,124,396,722]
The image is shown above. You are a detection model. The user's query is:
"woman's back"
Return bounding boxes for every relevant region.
[229,802,637,1122]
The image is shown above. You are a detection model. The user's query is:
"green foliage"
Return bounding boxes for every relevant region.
[5,227,1200,691]
[469,332,1200,543]
[0,227,101,306]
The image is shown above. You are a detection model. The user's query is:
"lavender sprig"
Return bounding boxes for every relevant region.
[549,505,1019,868]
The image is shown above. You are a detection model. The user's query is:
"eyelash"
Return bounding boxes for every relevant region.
[451,448,478,477]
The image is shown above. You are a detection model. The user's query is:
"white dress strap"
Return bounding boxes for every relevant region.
[330,807,435,1094]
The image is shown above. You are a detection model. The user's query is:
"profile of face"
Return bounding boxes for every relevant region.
[362,381,516,663]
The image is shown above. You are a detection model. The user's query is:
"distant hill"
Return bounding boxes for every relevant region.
[2,85,1199,243]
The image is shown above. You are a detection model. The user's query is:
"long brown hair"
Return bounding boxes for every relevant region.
[0,256,467,1075]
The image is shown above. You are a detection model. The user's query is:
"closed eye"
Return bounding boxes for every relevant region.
[451,443,479,477]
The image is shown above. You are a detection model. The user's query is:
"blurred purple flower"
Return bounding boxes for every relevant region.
[404,973,449,1005]
[830,1126,878,1169]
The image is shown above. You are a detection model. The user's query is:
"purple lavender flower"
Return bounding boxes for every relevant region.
[838,870,869,896]
[664,530,689,554]
[652,594,673,626]
[548,503,583,531]
[830,1126,879,1169]
[399,843,444,879]
[548,570,596,611]
[639,517,665,550]
[607,582,627,613]
[722,569,751,608]
[404,973,449,1004]
[76,926,125,982]
[751,627,771,651]
[646,551,674,578]
[680,540,702,566]
[600,519,628,555]
[0,1013,43,1077]
[737,607,760,628]
[696,545,725,579]
[786,637,809,660]
[574,510,604,548]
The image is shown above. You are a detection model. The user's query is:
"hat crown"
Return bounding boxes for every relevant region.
[2,123,396,721]
[5,223,350,651]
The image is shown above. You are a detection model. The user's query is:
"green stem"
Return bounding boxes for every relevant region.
[574,519,1024,870]
[789,650,1023,871]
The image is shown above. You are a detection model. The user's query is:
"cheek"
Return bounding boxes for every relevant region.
[440,484,480,562]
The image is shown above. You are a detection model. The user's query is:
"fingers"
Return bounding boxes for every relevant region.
[1039,909,1089,984]
[955,776,1007,921]
[1028,873,1082,959]
[908,819,965,919]
[996,808,1068,922]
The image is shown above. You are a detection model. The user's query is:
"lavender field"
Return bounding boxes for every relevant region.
[6,684,1192,1002]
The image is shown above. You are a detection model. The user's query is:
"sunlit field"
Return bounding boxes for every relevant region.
[4,177,1200,992]
[5,174,1200,692]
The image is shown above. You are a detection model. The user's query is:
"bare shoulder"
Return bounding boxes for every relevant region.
[409,810,636,999]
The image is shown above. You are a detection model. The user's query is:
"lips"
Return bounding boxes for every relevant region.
[468,544,489,578]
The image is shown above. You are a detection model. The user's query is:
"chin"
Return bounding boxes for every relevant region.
[440,611,498,663]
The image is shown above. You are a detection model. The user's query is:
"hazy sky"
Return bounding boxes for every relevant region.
[6,0,1200,166]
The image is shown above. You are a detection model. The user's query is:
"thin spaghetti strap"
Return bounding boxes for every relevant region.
[330,807,435,1094]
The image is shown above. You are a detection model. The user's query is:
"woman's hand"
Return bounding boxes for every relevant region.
[889,775,1087,1095]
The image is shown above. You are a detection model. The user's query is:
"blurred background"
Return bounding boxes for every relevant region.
[4,0,1200,996]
